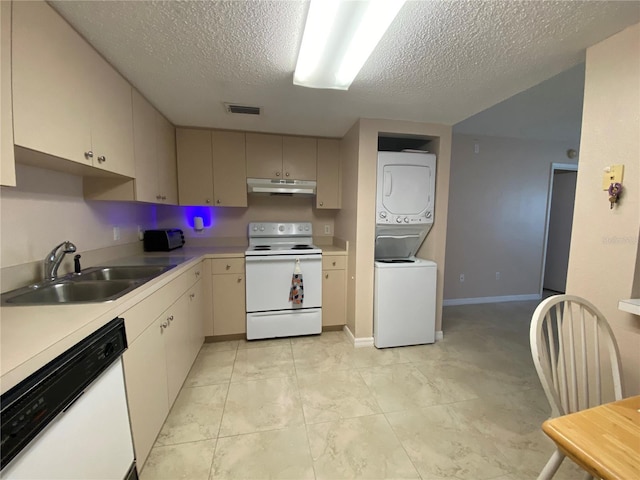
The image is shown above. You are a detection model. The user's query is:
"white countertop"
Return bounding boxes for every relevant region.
[618,299,640,315]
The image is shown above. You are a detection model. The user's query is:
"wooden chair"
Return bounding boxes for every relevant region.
[529,294,624,480]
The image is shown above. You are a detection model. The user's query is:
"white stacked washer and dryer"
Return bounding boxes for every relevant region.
[374,151,437,348]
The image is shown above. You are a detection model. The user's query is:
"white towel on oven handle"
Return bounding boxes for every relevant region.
[289,258,304,305]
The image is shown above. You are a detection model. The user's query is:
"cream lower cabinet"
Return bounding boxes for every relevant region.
[210,258,246,336]
[322,255,347,327]
[122,316,169,471]
[122,262,205,469]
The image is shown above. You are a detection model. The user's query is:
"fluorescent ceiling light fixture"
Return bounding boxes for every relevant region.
[294,0,406,90]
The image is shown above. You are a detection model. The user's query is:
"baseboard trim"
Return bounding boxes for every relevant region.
[343,325,374,348]
[443,294,542,306]
[435,330,443,341]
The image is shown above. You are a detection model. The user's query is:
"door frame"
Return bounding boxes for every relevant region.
[539,162,579,295]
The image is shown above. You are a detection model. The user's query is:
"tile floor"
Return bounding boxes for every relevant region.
[140,299,585,480]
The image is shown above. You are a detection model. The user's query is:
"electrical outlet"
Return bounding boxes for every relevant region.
[602,164,624,190]
[496,272,501,280]
[324,224,331,235]
[113,226,120,241]
[459,274,465,283]
[474,143,480,154]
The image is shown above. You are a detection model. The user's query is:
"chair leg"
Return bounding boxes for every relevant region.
[537,449,565,480]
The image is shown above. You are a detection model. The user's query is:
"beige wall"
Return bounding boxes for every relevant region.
[445,134,578,301]
[0,164,154,288]
[566,23,640,396]
[156,195,336,242]
[335,120,360,335]
[336,118,452,339]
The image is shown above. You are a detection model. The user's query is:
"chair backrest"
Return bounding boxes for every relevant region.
[530,294,624,418]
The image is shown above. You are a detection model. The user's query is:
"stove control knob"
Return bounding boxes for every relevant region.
[404,217,409,223]
[379,211,386,218]
[259,226,265,231]
[396,217,402,223]
[304,226,310,231]
[426,211,432,219]
[252,226,258,231]
[278,225,285,232]
[298,226,302,231]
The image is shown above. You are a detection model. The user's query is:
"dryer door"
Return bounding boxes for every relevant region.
[380,164,431,215]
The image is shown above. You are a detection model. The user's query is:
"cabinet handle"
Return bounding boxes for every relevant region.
[190,293,195,299]
[84,150,94,160]
[237,277,242,283]
[325,273,329,279]
[276,171,281,177]
[332,261,336,266]
[161,322,168,330]
[225,264,231,270]
[216,199,221,204]
[285,172,290,177]
[161,195,167,200]
[195,270,200,277]
[319,201,324,207]
[206,198,211,204]
[156,194,162,200]
[97,155,106,163]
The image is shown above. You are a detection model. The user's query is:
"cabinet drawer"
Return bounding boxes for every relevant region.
[211,257,245,275]
[322,255,346,270]
[185,262,204,288]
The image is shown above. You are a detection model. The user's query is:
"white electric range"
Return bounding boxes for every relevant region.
[245,222,322,340]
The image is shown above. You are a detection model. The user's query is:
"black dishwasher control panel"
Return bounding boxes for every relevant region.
[0,317,127,470]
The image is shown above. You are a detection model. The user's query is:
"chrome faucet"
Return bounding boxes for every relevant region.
[44,241,77,280]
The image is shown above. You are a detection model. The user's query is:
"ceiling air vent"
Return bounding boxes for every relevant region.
[224,103,261,115]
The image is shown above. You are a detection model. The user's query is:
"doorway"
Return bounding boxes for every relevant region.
[541,163,578,294]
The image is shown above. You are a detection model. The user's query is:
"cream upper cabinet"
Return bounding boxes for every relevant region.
[156,112,178,204]
[87,50,135,177]
[316,138,341,209]
[212,131,247,207]
[12,1,134,177]
[12,1,93,166]
[0,0,16,187]
[177,128,214,206]
[283,136,317,181]
[245,133,282,179]
[246,133,317,181]
[130,90,177,204]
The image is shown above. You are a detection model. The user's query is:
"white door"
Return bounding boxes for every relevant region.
[245,255,322,312]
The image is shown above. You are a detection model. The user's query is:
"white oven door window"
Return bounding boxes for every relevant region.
[245,255,322,312]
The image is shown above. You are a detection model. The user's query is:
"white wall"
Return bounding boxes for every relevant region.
[444,134,578,301]
[566,23,640,396]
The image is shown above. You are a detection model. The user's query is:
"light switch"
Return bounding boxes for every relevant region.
[602,164,624,190]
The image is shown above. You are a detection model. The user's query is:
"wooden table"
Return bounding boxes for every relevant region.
[542,395,640,480]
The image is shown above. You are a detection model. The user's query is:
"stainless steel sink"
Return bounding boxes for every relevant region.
[3,280,141,305]
[1,264,177,305]
[76,265,175,281]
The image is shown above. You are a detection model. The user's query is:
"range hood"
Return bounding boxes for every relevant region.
[247,178,316,195]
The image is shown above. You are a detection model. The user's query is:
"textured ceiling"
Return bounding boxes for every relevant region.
[50,0,640,138]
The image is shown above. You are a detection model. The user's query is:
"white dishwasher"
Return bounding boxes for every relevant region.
[0,318,137,480]
[374,258,437,348]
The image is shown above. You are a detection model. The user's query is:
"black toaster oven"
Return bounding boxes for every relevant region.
[143,229,185,251]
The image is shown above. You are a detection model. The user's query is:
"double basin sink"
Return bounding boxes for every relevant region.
[2,265,176,305]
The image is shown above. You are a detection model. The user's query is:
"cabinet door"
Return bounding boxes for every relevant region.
[88,53,135,177]
[187,279,205,364]
[316,139,341,209]
[164,294,190,406]
[245,133,282,179]
[322,269,346,326]
[132,89,159,202]
[212,274,246,336]
[157,112,178,204]
[122,316,169,468]
[0,0,15,186]
[212,131,247,207]
[283,136,317,181]
[176,128,213,206]
[12,1,92,165]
